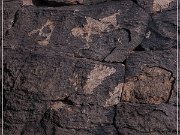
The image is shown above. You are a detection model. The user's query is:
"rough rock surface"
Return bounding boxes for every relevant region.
[3,0,178,135]
[43,0,111,5]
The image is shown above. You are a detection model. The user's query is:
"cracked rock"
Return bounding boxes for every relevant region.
[4,0,149,62]
[115,103,177,134]
[125,49,177,105]
[122,66,174,104]
[3,0,178,135]
[43,0,110,5]
[139,1,178,50]
[135,0,177,13]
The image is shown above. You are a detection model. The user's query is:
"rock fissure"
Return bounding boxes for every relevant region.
[4,0,177,134]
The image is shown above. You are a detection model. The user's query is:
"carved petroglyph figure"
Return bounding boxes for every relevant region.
[28,20,55,46]
[84,65,116,94]
[71,13,120,47]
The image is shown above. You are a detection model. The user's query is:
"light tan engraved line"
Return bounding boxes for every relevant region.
[28,19,55,46]
[84,65,116,94]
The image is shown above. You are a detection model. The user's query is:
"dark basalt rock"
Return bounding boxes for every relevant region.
[135,0,177,14]
[140,8,178,50]
[4,0,149,62]
[3,0,178,135]
[116,103,177,134]
[123,49,177,105]
[3,0,22,35]
[43,0,110,5]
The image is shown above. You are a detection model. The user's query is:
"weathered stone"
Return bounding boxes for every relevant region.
[135,0,177,13]
[151,10,177,41]
[3,0,178,135]
[22,0,33,5]
[4,0,149,62]
[116,103,177,134]
[122,66,174,104]
[83,64,116,94]
[105,83,123,107]
[153,0,175,12]
[44,0,110,5]
[68,60,125,106]
[139,1,178,50]
[124,49,177,105]
[140,27,177,50]
[28,19,55,46]
[39,105,117,134]
[3,0,22,35]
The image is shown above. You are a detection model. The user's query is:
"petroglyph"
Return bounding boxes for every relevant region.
[145,31,151,38]
[122,67,174,104]
[153,0,174,12]
[71,13,120,43]
[105,83,123,107]
[28,20,55,46]
[69,73,79,91]
[22,0,33,5]
[51,102,65,111]
[84,65,116,94]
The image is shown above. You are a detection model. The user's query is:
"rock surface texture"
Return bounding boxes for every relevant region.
[3,0,178,135]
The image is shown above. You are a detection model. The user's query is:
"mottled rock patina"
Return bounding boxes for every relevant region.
[3,0,177,134]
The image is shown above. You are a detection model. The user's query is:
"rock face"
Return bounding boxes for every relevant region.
[43,0,110,5]
[122,66,174,104]
[3,0,178,135]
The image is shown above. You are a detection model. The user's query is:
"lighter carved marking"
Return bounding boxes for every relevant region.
[51,102,65,111]
[84,65,116,94]
[23,0,33,5]
[28,20,55,46]
[145,31,151,38]
[71,12,120,46]
[105,83,124,107]
[153,0,174,12]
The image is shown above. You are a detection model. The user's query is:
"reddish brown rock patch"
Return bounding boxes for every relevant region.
[122,66,174,104]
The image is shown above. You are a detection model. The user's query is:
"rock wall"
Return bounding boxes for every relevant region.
[3,0,179,135]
